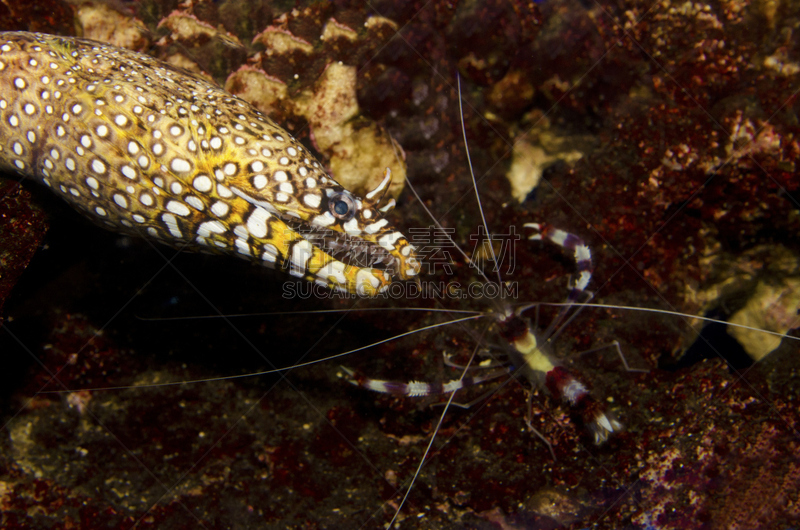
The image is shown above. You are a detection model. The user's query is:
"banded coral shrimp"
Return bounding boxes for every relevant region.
[322,79,800,529]
[3,65,799,530]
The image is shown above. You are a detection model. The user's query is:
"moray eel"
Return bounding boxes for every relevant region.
[0,31,419,296]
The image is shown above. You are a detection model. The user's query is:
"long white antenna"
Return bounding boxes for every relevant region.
[539,302,800,342]
[458,74,503,287]
[387,323,490,529]
[385,74,513,529]
[137,306,482,321]
[404,176,498,297]
[38,315,483,394]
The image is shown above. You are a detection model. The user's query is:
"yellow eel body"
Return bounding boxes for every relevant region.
[0,31,419,296]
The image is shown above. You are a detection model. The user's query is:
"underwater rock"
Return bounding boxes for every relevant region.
[228,31,408,199]
[77,2,150,52]
[224,65,288,115]
[157,9,243,50]
[506,111,593,202]
[0,182,48,320]
[2,0,800,527]
[253,25,314,55]
[0,0,72,35]
[298,62,406,200]
[728,277,800,361]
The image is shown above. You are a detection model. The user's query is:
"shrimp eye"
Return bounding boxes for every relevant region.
[329,191,356,221]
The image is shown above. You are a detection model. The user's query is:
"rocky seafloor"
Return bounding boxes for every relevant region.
[1,0,798,528]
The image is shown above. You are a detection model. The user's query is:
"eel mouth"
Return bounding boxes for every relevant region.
[281,214,418,296]
[228,185,419,295]
[288,220,401,275]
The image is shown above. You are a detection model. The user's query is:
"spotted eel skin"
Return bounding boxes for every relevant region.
[0,32,419,295]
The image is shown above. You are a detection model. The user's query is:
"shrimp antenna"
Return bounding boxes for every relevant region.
[387,322,492,529]
[38,314,483,393]
[387,73,507,528]
[404,174,498,295]
[402,76,506,313]
[137,306,482,321]
[458,74,503,287]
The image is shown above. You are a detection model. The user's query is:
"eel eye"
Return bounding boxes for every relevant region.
[328,191,356,221]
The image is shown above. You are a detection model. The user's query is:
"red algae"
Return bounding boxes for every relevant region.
[0,182,48,319]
